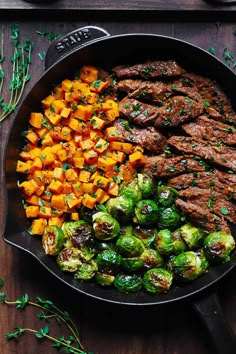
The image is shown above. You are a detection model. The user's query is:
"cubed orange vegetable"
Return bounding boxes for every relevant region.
[90,80,110,93]
[110,141,133,154]
[51,194,68,211]
[129,151,145,166]
[29,112,43,129]
[73,105,93,121]
[31,218,47,235]
[83,150,98,164]
[41,94,55,108]
[16,160,32,174]
[79,170,91,183]
[94,138,109,154]
[82,194,97,209]
[25,205,40,218]
[93,175,110,189]
[80,65,98,84]
[25,130,39,145]
[19,180,37,196]
[38,206,52,218]
[48,180,64,193]
[90,116,106,130]
[105,126,122,141]
[97,156,117,172]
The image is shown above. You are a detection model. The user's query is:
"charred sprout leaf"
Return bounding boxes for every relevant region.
[119,178,142,203]
[116,235,145,257]
[42,225,65,256]
[114,273,142,293]
[96,250,122,274]
[179,224,204,249]
[142,268,173,294]
[74,260,98,280]
[57,247,82,272]
[156,185,178,207]
[92,212,120,240]
[168,250,208,282]
[141,248,164,269]
[158,205,183,230]
[106,195,134,223]
[134,199,159,225]
[137,173,156,198]
[203,231,235,263]
[95,272,115,286]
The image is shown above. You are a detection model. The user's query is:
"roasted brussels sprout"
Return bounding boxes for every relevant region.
[74,260,98,280]
[42,225,65,256]
[134,199,159,225]
[119,225,134,237]
[122,257,144,272]
[92,212,120,240]
[57,247,82,272]
[203,232,235,263]
[116,235,145,257]
[62,220,94,249]
[119,178,142,203]
[79,205,98,223]
[96,249,122,274]
[179,224,204,249]
[106,195,134,223]
[114,273,142,293]
[158,205,183,230]
[155,229,187,256]
[142,268,173,294]
[141,248,164,269]
[133,225,157,246]
[95,272,115,286]
[168,250,208,282]
[137,173,156,199]
[156,185,178,207]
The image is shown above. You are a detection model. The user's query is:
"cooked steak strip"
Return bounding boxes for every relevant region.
[167,136,236,172]
[167,172,236,200]
[142,155,208,178]
[113,119,166,154]
[178,187,236,223]
[175,198,231,234]
[182,115,236,146]
[119,96,204,127]
[112,60,185,80]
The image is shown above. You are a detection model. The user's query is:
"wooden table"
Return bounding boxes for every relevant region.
[1,2,236,353]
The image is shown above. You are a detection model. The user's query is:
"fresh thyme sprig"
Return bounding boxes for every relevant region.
[0,279,92,353]
[0,24,33,123]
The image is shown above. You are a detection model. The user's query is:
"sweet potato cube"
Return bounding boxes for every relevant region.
[65,193,81,209]
[73,157,85,169]
[72,81,90,99]
[80,65,98,84]
[19,150,31,161]
[16,160,31,174]
[56,148,68,162]
[51,99,65,114]
[70,212,79,221]
[53,167,65,182]
[60,126,72,141]
[38,206,52,218]
[94,138,109,154]
[61,79,73,92]
[44,109,62,125]
[82,182,95,194]
[29,147,41,159]
[72,181,83,197]
[105,126,122,141]
[29,112,43,129]
[110,141,133,154]
[80,139,94,152]
[48,216,64,227]
[94,188,106,203]
[19,180,37,196]
[105,100,119,121]
[97,156,117,172]
[90,116,106,130]
[82,194,97,209]
[73,105,93,121]
[30,156,43,172]
[112,150,125,163]
[41,94,55,108]
[65,168,78,182]
[25,130,39,145]
[62,182,72,194]
[60,106,71,119]
[54,86,65,100]
[93,175,110,189]
[90,80,110,93]
[107,181,119,196]
[51,194,67,211]
[83,150,98,165]
[25,205,40,218]
[48,180,64,194]
[31,218,47,235]
[32,170,45,186]
[26,194,40,206]
[40,147,55,166]
[79,170,91,183]
[129,151,145,166]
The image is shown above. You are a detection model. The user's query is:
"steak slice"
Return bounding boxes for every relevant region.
[142,155,208,178]
[167,172,236,200]
[112,60,185,80]
[167,136,236,172]
[182,115,236,146]
[113,119,166,154]
[178,187,236,223]
[119,97,158,126]
[175,198,231,234]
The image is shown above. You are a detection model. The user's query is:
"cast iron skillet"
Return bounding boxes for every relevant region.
[3,26,236,353]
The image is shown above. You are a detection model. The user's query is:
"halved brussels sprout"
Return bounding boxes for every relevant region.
[158,205,183,230]
[119,225,134,237]
[179,224,204,249]
[134,199,159,225]
[62,220,94,249]
[96,249,122,274]
[79,205,98,224]
[74,260,98,280]
[141,248,164,269]
[106,195,134,223]
[203,231,235,263]
[56,247,82,272]
[116,235,145,257]
[137,173,156,199]
[142,268,173,294]
[168,250,208,282]
[156,185,178,207]
[122,257,144,272]
[133,225,157,246]
[114,273,142,293]
[92,212,120,240]
[119,178,142,203]
[95,272,115,286]
[155,228,187,256]
[42,225,65,256]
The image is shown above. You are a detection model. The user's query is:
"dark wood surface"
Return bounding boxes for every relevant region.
[1,7,236,354]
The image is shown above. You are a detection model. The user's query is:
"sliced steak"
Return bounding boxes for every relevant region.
[112,60,185,80]
[182,115,236,146]
[119,97,158,126]
[113,119,166,154]
[142,155,208,178]
[167,136,236,172]
[178,187,236,223]
[175,198,231,234]
[167,172,236,200]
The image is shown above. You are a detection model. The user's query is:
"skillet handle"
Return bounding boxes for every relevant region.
[192,291,236,354]
[45,26,110,69]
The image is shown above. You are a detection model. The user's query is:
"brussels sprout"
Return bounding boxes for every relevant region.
[119,178,142,203]
[168,250,208,282]
[155,229,187,256]
[114,273,142,293]
[96,249,122,274]
[122,257,144,272]
[133,225,157,246]
[57,247,82,272]
[142,268,173,294]
[156,185,178,207]
[74,260,98,280]
[62,221,94,249]
[106,195,134,223]
[137,173,156,198]
[79,205,98,223]
[94,241,114,253]
[120,225,134,237]
[179,224,204,249]
[158,205,182,230]
[134,200,159,225]
[141,248,164,269]
[42,225,65,256]
[203,231,235,263]
[92,212,120,240]
[95,272,115,286]
[116,235,145,257]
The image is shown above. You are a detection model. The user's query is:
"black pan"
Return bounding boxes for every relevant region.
[3,26,236,353]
